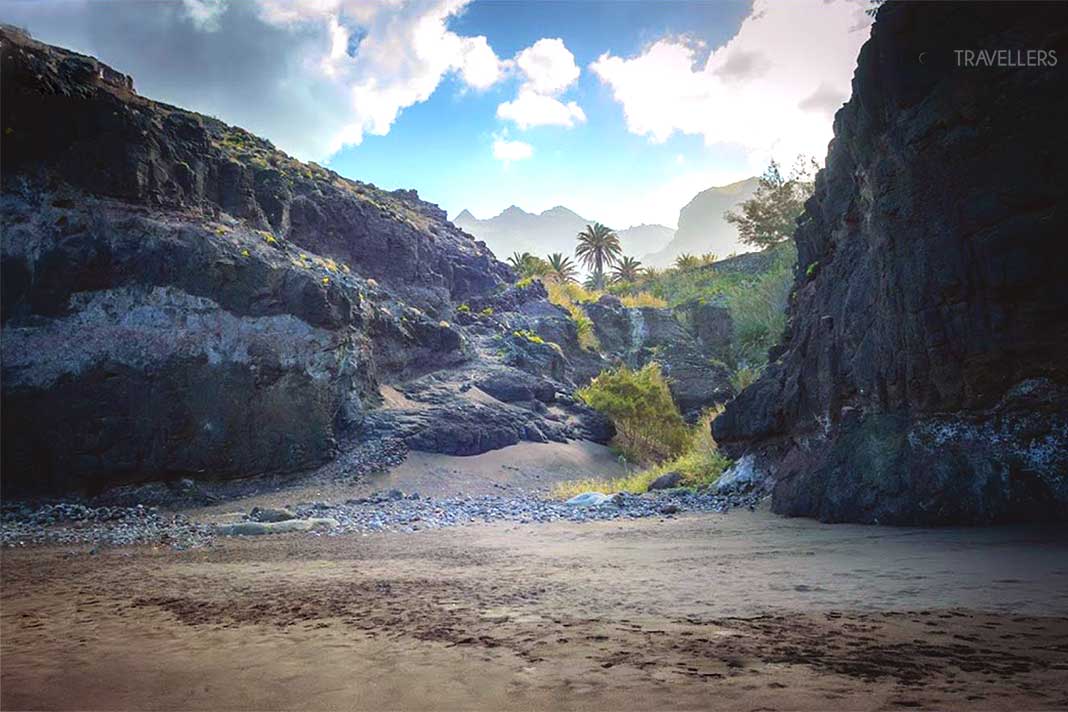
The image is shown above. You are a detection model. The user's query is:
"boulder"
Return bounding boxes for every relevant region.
[565,492,613,507]
[249,507,296,523]
[216,518,338,536]
[647,472,684,491]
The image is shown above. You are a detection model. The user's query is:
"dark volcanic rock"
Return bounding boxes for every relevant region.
[713,3,1068,524]
[0,28,607,496]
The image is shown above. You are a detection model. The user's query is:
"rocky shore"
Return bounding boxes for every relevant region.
[1,486,763,551]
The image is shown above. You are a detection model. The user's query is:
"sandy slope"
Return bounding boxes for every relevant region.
[4,512,1068,711]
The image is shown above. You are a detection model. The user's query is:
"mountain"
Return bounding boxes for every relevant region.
[642,177,759,268]
[454,206,674,263]
[713,2,1068,525]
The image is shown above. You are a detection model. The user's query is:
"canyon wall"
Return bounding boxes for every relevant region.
[714,2,1068,524]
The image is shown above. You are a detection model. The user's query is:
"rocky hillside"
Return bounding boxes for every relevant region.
[0,28,623,496]
[714,3,1068,524]
[643,178,758,268]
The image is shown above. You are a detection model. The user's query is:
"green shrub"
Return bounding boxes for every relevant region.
[479,307,494,317]
[729,363,763,393]
[545,280,600,350]
[550,409,730,498]
[723,260,792,367]
[456,303,471,313]
[620,292,668,308]
[513,329,545,345]
[576,364,691,463]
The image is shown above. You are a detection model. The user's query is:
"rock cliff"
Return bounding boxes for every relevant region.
[0,28,608,495]
[713,2,1068,524]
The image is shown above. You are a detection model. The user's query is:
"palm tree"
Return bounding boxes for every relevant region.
[545,252,578,283]
[575,222,622,289]
[611,255,643,284]
[508,251,534,271]
[507,251,549,279]
[674,253,700,270]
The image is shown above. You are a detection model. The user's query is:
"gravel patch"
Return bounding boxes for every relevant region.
[286,488,764,535]
[1,502,214,550]
[2,488,764,551]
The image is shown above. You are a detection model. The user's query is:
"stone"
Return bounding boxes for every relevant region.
[565,492,613,507]
[647,472,684,491]
[248,507,296,523]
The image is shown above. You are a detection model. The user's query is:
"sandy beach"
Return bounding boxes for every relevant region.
[4,510,1068,711]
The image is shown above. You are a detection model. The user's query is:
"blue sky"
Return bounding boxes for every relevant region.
[1,0,873,228]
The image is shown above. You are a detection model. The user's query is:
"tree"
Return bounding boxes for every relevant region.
[507,251,549,279]
[545,252,578,283]
[575,222,622,289]
[725,157,818,249]
[674,253,700,270]
[611,255,644,284]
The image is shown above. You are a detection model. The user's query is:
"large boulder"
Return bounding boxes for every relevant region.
[713,3,1068,524]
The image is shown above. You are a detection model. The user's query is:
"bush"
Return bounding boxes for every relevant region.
[545,280,600,350]
[620,292,668,308]
[576,364,691,463]
[550,410,730,498]
[723,259,792,367]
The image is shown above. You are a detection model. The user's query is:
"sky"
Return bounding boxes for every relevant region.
[1,0,874,229]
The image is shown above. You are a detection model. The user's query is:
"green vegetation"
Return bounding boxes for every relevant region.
[512,329,546,345]
[619,292,667,308]
[575,222,622,289]
[576,364,691,463]
[725,157,817,249]
[545,281,600,350]
[546,252,579,283]
[551,406,730,499]
[611,255,644,283]
[507,251,551,279]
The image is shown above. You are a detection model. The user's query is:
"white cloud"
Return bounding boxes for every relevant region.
[514,38,580,94]
[496,88,586,129]
[591,0,872,166]
[497,37,585,131]
[252,0,511,154]
[182,0,228,30]
[458,35,508,90]
[492,136,534,163]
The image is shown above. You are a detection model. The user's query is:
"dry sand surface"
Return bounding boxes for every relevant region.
[3,511,1068,711]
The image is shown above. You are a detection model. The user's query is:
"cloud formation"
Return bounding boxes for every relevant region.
[497,37,586,130]
[591,0,872,166]
[492,136,534,163]
[2,0,506,161]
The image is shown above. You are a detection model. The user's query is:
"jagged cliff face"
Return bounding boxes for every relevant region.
[714,3,1068,524]
[0,28,610,495]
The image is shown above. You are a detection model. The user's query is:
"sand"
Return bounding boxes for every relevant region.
[4,510,1068,711]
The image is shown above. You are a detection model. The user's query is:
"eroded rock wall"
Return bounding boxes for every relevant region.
[713,2,1068,524]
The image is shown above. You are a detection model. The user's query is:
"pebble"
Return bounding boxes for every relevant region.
[1,488,763,552]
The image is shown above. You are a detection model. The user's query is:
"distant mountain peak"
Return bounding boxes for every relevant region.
[500,205,529,218]
[454,208,476,223]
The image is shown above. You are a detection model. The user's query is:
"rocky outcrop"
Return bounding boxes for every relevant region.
[0,28,608,496]
[713,2,1068,524]
[585,296,734,417]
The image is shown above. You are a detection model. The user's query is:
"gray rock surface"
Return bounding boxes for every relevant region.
[0,27,613,496]
[713,3,1068,524]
